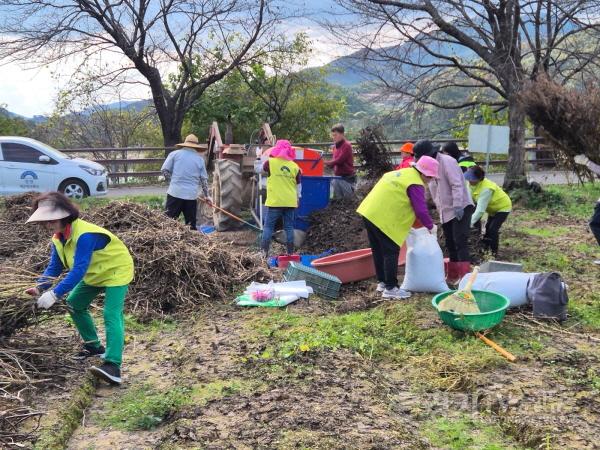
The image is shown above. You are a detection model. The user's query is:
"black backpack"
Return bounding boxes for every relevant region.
[526,272,569,322]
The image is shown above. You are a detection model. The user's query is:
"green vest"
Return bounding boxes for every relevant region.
[357,167,424,246]
[52,219,134,287]
[471,178,512,215]
[266,158,300,208]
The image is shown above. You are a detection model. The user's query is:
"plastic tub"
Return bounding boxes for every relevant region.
[277,254,301,269]
[431,290,510,332]
[311,246,407,284]
[297,176,334,217]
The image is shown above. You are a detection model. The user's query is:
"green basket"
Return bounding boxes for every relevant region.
[284,262,342,299]
[431,290,510,332]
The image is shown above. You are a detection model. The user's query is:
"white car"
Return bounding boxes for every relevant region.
[0,137,108,199]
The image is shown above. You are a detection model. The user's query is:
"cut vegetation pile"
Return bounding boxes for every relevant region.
[0,332,77,448]
[0,194,270,446]
[88,202,270,317]
[356,126,394,180]
[1,195,270,326]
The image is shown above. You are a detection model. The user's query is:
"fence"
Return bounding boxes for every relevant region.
[60,137,555,184]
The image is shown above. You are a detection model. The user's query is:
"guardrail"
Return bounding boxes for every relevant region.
[60,137,555,183]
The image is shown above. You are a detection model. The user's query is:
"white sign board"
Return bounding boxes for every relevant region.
[468,124,510,154]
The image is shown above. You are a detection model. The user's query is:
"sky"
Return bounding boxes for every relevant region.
[0,0,350,118]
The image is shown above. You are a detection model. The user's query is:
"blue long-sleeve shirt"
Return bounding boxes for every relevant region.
[39,233,110,297]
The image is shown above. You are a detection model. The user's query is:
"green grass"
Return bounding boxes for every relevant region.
[124,314,177,333]
[510,182,600,219]
[569,293,600,331]
[521,226,569,238]
[100,379,259,431]
[250,304,517,390]
[77,194,164,210]
[422,415,526,450]
[547,183,600,219]
[190,379,262,405]
[101,384,191,430]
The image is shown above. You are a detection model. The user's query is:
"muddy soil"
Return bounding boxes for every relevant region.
[55,302,598,449]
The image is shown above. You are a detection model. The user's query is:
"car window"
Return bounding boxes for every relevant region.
[1,142,55,164]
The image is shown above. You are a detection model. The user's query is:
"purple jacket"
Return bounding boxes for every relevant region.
[428,153,473,224]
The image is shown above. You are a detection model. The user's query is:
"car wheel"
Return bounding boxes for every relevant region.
[59,179,89,199]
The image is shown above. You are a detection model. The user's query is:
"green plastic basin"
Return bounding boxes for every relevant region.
[431,290,510,332]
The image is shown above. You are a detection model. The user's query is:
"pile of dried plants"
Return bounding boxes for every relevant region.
[356,126,395,180]
[0,333,77,448]
[520,76,600,180]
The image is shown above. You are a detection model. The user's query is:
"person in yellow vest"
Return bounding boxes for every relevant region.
[465,166,512,257]
[357,156,439,299]
[25,192,134,385]
[261,140,301,256]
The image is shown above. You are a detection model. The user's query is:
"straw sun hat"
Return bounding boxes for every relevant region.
[176,134,207,151]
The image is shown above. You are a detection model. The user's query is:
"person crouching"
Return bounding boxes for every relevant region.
[465,166,512,257]
[25,192,134,385]
[357,156,439,299]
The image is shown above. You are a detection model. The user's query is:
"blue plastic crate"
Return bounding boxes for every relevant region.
[296,176,333,217]
[284,262,341,299]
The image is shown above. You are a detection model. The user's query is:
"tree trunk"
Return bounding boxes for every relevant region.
[503,94,528,190]
[225,121,234,144]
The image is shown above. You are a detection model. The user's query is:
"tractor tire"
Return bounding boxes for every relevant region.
[212,159,243,231]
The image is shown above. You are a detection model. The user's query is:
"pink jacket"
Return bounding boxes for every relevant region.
[428,152,473,224]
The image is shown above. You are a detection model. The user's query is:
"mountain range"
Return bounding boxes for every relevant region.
[3,37,475,119]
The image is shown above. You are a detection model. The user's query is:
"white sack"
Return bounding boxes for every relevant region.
[401,228,449,293]
[458,271,538,307]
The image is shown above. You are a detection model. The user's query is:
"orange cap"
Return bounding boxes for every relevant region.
[400,142,414,154]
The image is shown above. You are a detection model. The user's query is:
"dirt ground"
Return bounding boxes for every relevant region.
[5,198,600,449]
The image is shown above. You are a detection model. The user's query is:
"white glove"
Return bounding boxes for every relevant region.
[574,154,590,166]
[429,225,438,235]
[37,290,57,309]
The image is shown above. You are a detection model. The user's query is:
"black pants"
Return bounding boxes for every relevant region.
[478,211,510,256]
[363,217,399,290]
[442,205,475,262]
[590,202,600,246]
[166,194,197,230]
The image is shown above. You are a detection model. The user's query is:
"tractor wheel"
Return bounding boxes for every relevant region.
[212,159,243,231]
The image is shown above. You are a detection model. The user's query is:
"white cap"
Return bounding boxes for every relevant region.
[26,200,71,223]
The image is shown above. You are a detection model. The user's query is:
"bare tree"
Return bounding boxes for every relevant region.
[0,0,283,150]
[331,0,600,188]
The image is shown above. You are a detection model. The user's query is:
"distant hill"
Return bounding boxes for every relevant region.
[320,36,475,88]
[1,99,154,124]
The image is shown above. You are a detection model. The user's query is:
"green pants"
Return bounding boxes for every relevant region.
[66,281,128,366]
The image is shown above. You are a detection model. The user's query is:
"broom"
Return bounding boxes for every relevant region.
[438,267,481,314]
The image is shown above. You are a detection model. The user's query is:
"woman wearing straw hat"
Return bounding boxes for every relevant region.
[161,134,210,230]
[25,192,134,385]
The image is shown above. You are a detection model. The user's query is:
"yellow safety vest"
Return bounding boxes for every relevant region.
[52,219,134,287]
[471,178,512,215]
[357,167,424,246]
[265,157,300,208]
